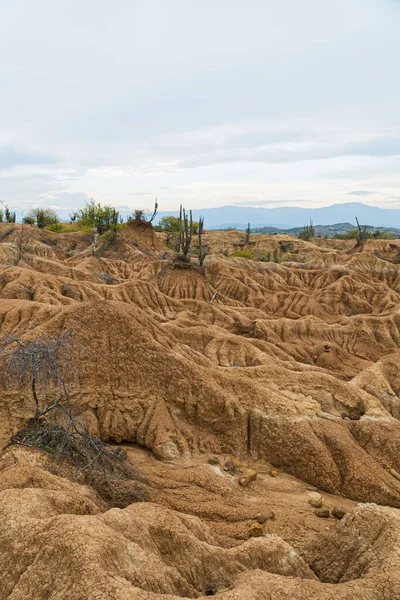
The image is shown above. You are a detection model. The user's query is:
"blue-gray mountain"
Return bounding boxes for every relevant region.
[153,202,400,230]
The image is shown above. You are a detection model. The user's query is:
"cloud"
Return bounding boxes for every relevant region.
[230,199,317,206]
[175,135,400,169]
[348,190,377,196]
[0,146,57,170]
[0,173,64,204]
[29,191,91,220]
[0,0,400,209]
[38,191,90,205]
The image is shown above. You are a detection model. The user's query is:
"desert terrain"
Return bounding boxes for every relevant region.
[0,221,400,599]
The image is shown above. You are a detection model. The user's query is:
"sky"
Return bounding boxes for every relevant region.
[1,0,400,216]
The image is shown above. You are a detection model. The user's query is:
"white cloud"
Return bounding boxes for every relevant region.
[0,0,399,211]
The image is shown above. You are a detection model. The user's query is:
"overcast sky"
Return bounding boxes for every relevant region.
[1,0,400,215]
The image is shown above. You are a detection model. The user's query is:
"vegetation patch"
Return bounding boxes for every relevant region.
[233,249,255,259]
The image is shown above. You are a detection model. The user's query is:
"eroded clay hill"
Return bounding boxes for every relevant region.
[1,222,400,599]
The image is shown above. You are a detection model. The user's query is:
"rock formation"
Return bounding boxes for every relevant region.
[0,223,400,598]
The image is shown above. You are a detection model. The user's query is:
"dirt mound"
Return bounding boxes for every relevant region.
[0,446,399,599]
[1,225,400,598]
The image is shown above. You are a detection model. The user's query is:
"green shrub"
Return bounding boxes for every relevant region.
[233,250,254,259]
[157,215,199,234]
[74,199,119,234]
[372,230,396,240]
[26,207,59,228]
[4,206,16,223]
[45,223,63,232]
[101,222,126,242]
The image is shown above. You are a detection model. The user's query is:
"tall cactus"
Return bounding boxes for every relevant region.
[175,205,183,253]
[175,205,193,260]
[355,216,367,244]
[198,216,205,267]
[182,208,193,258]
[245,222,251,244]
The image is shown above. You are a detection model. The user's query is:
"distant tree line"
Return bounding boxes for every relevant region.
[154,215,200,234]
[0,205,16,223]
[5,198,207,265]
[299,220,315,241]
[334,228,396,240]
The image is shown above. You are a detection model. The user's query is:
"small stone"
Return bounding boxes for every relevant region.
[389,468,400,481]
[243,469,257,482]
[315,508,330,518]
[308,498,323,508]
[270,468,279,477]
[308,492,322,504]
[230,457,242,469]
[306,485,319,492]
[238,476,250,487]
[332,506,347,519]
[208,456,220,466]
[257,510,275,524]
[248,523,264,537]
[224,460,237,473]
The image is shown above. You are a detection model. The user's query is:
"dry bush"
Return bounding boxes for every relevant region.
[169,253,203,271]
[0,332,78,419]
[0,331,147,508]
[12,412,148,508]
[91,271,119,285]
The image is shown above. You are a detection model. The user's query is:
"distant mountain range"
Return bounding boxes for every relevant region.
[154,202,400,230]
[252,222,400,238]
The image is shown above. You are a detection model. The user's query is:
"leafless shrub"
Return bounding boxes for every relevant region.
[92,271,118,285]
[90,227,99,254]
[12,412,147,507]
[14,223,30,264]
[0,332,78,419]
[0,331,147,507]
